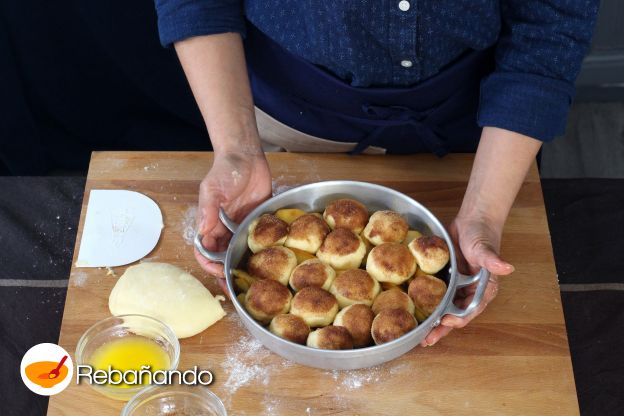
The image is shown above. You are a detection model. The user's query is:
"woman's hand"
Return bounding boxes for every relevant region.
[194,151,272,294]
[420,127,541,346]
[421,213,514,346]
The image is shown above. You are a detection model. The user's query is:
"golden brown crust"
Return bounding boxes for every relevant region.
[364,211,408,244]
[251,214,289,247]
[371,288,413,315]
[331,269,376,302]
[414,235,447,253]
[318,228,360,256]
[290,259,333,291]
[408,235,450,274]
[287,213,330,240]
[368,243,416,278]
[407,274,447,315]
[323,199,369,233]
[246,279,292,321]
[311,326,354,350]
[269,314,310,345]
[291,287,338,315]
[371,308,417,345]
[335,304,374,347]
[248,246,295,282]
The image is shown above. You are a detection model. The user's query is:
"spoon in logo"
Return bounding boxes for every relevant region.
[38,355,68,379]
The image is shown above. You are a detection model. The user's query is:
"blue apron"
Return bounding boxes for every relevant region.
[245,23,494,156]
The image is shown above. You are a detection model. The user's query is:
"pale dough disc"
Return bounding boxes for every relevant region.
[109,262,226,339]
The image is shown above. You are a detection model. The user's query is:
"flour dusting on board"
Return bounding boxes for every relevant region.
[220,333,294,411]
[272,175,298,195]
[222,335,269,393]
[272,159,321,195]
[181,205,198,246]
[70,271,89,287]
[328,367,383,391]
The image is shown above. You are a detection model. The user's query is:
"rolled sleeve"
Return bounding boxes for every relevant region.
[154,0,246,47]
[478,72,575,141]
[478,0,599,141]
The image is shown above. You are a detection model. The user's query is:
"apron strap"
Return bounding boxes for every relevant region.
[350,105,448,156]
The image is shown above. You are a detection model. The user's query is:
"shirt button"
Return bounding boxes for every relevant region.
[400,60,413,68]
[398,1,410,11]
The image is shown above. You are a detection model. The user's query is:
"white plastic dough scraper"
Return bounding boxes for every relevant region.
[76,190,163,267]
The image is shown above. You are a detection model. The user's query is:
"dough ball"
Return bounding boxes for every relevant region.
[371,288,415,316]
[366,242,417,284]
[236,292,246,307]
[289,259,336,292]
[109,262,225,339]
[323,199,369,233]
[307,326,353,350]
[248,246,297,286]
[247,214,289,253]
[403,230,423,245]
[316,228,366,270]
[407,274,447,316]
[269,314,310,345]
[333,304,374,347]
[362,210,408,246]
[361,235,374,267]
[245,279,292,324]
[329,269,380,308]
[275,208,306,224]
[371,308,417,345]
[380,281,400,291]
[408,235,450,274]
[284,214,330,254]
[290,287,339,327]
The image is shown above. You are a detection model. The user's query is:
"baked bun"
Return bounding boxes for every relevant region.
[408,235,450,274]
[269,314,310,345]
[289,259,336,292]
[362,210,408,245]
[407,274,447,316]
[323,199,369,233]
[329,269,380,308]
[290,287,339,327]
[247,214,289,253]
[333,304,374,347]
[245,279,292,324]
[316,228,366,270]
[371,308,417,345]
[284,214,330,254]
[307,325,353,350]
[366,243,416,284]
[248,246,297,285]
[371,288,415,316]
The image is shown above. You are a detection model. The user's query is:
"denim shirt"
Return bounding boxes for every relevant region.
[154,0,599,142]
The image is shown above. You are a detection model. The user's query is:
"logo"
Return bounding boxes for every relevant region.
[20,343,74,396]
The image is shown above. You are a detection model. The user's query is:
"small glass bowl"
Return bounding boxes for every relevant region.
[121,385,227,416]
[75,314,180,401]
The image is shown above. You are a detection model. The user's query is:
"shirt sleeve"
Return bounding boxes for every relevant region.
[477,0,600,141]
[154,0,246,47]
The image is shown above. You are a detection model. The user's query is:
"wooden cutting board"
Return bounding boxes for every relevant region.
[47,152,578,415]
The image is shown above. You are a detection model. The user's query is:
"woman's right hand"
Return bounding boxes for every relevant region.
[194,150,272,294]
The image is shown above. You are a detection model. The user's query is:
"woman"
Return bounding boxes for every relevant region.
[154,1,599,346]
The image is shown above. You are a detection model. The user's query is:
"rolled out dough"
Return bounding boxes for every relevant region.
[109,262,226,338]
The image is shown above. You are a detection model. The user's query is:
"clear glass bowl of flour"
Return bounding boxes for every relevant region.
[121,385,227,416]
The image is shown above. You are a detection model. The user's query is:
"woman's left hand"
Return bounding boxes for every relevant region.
[420,214,515,347]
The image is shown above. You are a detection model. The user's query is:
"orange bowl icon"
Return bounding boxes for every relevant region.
[25,361,69,388]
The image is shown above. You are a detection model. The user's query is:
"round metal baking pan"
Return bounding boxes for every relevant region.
[196,181,489,370]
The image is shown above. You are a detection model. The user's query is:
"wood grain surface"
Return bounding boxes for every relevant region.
[47,152,577,415]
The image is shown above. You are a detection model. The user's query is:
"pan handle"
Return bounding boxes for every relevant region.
[193,208,239,264]
[443,268,490,319]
